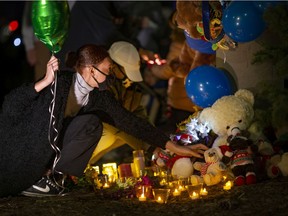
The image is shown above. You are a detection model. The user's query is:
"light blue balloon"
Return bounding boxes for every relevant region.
[222,1,266,42]
[185,65,234,108]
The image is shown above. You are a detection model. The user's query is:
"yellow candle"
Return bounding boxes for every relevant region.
[138,193,146,202]
[200,188,208,196]
[191,191,199,200]
[156,196,164,204]
[223,181,232,190]
[172,188,181,196]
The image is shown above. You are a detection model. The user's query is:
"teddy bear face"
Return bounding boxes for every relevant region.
[174,1,203,39]
[204,147,222,163]
[174,1,223,40]
[199,89,255,145]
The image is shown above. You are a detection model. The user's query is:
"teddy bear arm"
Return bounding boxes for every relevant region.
[222,155,231,164]
[193,161,204,171]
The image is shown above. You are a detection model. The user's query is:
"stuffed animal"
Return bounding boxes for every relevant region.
[199,89,255,147]
[170,1,217,77]
[265,93,288,178]
[173,1,235,51]
[266,152,288,178]
[154,149,195,179]
[218,135,258,186]
[190,147,227,186]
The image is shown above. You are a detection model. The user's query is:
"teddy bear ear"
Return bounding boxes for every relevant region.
[235,89,254,106]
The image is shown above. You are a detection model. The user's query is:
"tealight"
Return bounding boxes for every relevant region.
[223,180,232,190]
[156,196,164,204]
[172,188,181,196]
[153,188,170,204]
[200,188,208,196]
[103,182,110,189]
[138,193,147,202]
[190,191,199,200]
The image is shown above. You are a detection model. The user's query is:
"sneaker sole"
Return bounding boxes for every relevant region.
[21,191,68,198]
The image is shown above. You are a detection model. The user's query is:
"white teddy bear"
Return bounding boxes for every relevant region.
[154,149,195,178]
[190,147,227,186]
[266,152,288,178]
[198,89,255,147]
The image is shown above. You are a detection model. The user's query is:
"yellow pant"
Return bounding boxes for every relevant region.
[88,123,150,165]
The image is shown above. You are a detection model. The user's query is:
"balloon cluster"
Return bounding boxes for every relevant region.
[32,0,70,54]
[185,1,281,108]
[200,1,280,50]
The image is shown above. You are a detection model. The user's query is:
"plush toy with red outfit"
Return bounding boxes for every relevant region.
[154,149,195,178]
[218,134,258,186]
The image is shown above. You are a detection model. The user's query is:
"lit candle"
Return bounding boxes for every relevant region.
[200,188,208,196]
[172,188,181,196]
[160,178,167,186]
[103,182,110,189]
[223,180,232,190]
[178,185,185,191]
[156,196,164,204]
[138,193,147,202]
[190,191,199,200]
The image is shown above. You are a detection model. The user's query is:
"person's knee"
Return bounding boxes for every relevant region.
[83,115,103,135]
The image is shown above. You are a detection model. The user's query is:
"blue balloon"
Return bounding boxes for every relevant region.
[185,65,234,108]
[222,1,266,42]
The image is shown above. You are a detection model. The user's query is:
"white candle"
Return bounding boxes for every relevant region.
[103,182,110,189]
[160,178,167,186]
[156,196,164,204]
[200,188,208,196]
[190,191,199,200]
[173,188,181,196]
[138,193,146,202]
[178,185,185,191]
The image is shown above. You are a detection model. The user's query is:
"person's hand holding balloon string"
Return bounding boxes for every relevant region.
[32,0,70,187]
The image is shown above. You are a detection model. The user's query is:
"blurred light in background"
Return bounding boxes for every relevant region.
[8,20,19,32]
[13,37,21,47]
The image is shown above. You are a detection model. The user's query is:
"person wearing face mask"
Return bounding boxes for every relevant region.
[88,41,154,165]
[0,44,208,198]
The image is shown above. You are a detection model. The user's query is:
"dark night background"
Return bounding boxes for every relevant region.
[0,1,34,106]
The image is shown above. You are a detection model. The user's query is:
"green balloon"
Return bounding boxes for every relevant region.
[32,0,70,53]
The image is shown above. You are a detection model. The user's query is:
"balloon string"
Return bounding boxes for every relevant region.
[48,63,65,190]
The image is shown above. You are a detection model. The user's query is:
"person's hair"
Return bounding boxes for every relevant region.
[65,44,109,70]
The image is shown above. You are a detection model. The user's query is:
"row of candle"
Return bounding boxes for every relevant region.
[136,183,209,203]
[136,175,234,203]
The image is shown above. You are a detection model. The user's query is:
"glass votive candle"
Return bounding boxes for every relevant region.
[136,185,152,201]
[186,183,203,200]
[172,188,181,196]
[200,187,208,196]
[152,188,171,204]
[178,177,189,189]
